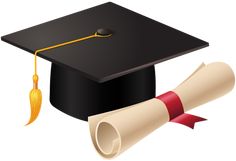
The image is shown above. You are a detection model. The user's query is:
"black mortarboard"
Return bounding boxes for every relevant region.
[1,2,208,121]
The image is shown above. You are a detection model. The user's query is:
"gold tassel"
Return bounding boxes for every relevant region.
[25,31,112,125]
[26,74,42,125]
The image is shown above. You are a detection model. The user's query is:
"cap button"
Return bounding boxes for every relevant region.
[96,28,112,36]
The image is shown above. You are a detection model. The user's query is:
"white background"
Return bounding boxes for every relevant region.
[0,0,236,160]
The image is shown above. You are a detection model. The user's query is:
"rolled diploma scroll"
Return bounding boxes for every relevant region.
[88,62,235,158]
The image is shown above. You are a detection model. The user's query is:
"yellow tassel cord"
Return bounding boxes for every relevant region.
[26,32,112,125]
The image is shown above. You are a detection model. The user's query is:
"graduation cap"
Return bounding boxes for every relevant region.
[1,2,208,124]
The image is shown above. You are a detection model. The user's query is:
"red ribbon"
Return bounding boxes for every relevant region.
[156,91,206,129]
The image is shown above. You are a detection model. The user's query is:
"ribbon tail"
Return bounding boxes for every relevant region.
[170,113,207,129]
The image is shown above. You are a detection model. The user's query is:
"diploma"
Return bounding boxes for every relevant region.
[88,62,235,158]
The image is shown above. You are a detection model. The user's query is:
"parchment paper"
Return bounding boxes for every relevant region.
[88,62,235,158]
